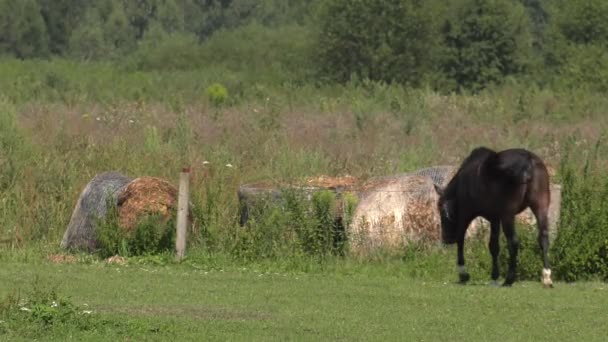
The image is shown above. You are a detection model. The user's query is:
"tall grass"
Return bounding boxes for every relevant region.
[1,59,608,281]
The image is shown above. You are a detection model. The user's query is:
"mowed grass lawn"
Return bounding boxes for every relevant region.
[1,261,607,341]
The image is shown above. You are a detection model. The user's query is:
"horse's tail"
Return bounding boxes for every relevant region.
[485,151,533,184]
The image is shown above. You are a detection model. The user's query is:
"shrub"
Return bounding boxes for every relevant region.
[551,140,608,281]
[234,188,346,261]
[206,83,229,107]
[95,201,176,258]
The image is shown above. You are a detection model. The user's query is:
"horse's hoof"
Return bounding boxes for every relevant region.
[502,277,515,287]
[459,272,470,284]
[542,282,554,289]
[489,280,500,287]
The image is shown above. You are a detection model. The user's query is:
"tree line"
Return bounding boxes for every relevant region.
[0,0,607,92]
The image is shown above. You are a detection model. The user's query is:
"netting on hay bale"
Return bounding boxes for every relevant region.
[61,171,133,251]
[348,175,441,254]
[61,173,180,253]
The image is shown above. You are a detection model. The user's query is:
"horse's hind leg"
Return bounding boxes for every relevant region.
[501,216,519,286]
[532,205,553,288]
[489,220,501,286]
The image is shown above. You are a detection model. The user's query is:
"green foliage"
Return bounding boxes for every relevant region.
[0,0,49,58]
[125,25,202,71]
[68,10,107,60]
[317,0,438,85]
[541,0,608,91]
[554,0,608,46]
[0,280,96,337]
[439,0,534,92]
[235,189,345,261]
[199,22,316,82]
[552,139,608,281]
[95,201,176,258]
[206,83,229,107]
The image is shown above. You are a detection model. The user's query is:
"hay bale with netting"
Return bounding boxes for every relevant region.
[61,171,133,251]
[348,175,448,255]
[62,173,181,253]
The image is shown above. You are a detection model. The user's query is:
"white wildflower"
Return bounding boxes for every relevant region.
[20,307,31,312]
[202,161,210,165]
[225,163,233,168]
[51,301,58,308]
[82,310,93,315]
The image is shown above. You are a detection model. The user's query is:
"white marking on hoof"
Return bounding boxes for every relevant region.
[489,280,500,287]
[542,268,553,288]
[458,265,467,275]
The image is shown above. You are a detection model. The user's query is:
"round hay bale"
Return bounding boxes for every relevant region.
[238,175,358,226]
[348,174,468,255]
[61,171,133,251]
[407,165,457,187]
[117,176,178,232]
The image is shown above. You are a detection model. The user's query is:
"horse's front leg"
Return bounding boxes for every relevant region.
[457,232,470,284]
[501,216,519,286]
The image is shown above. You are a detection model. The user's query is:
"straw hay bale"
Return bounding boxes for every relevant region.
[348,175,441,254]
[117,176,178,232]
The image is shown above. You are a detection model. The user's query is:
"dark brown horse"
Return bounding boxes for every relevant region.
[433,147,553,287]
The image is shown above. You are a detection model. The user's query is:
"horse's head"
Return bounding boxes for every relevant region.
[433,184,458,244]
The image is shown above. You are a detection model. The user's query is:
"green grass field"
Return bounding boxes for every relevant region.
[2,258,607,341]
[2,58,608,340]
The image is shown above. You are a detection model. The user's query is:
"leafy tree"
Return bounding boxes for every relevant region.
[542,0,608,91]
[38,0,89,55]
[68,8,106,60]
[440,0,534,91]
[104,0,136,53]
[554,0,608,46]
[316,0,438,85]
[0,0,49,58]
[157,0,185,33]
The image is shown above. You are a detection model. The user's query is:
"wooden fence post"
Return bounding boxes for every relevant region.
[175,168,190,261]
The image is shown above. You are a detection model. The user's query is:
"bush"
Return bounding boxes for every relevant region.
[551,140,608,281]
[125,24,203,71]
[206,83,229,107]
[95,201,176,258]
[234,188,346,261]
[316,0,438,85]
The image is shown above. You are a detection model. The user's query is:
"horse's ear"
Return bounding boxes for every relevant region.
[433,184,444,196]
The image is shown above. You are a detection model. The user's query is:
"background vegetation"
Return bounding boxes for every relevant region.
[1,0,608,285]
